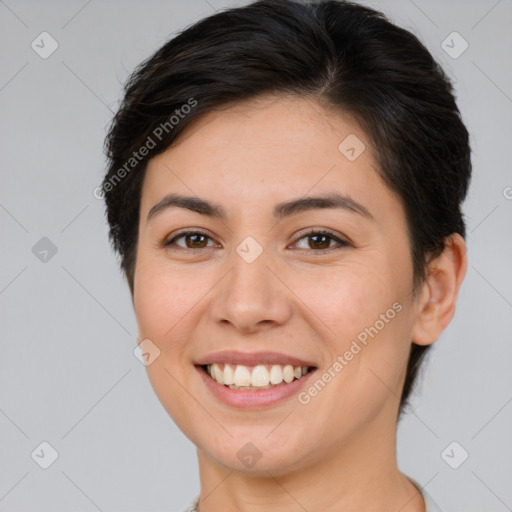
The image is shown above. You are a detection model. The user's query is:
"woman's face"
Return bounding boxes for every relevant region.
[133,95,423,474]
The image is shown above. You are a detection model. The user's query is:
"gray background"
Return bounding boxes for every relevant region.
[1,0,511,510]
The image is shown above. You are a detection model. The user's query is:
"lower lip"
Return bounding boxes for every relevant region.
[196,365,317,409]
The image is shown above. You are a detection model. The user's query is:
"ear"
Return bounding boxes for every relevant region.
[411,233,468,346]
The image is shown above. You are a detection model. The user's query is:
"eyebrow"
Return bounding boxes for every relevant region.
[146,192,374,223]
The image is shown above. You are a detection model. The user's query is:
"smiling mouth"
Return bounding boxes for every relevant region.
[199,363,315,390]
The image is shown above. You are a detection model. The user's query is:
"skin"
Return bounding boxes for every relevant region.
[132,95,467,512]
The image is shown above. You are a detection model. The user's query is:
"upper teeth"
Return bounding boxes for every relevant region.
[206,363,309,387]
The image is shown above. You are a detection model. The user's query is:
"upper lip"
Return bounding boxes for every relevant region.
[195,350,317,368]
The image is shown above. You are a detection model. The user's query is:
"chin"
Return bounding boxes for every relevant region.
[195,428,315,476]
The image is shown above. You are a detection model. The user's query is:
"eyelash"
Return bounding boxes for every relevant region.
[161,228,351,254]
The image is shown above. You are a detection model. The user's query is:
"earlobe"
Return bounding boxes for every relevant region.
[411,234,467,346]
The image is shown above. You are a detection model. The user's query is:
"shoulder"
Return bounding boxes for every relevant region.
[408,476,444,512]
[422,489,444,512]
[176,495,199,512]
[175,488,444,512]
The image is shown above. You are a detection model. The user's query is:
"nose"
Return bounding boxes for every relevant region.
[209,246,292,334]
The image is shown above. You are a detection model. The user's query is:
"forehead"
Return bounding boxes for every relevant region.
[165,94,371,173]
[140,95,402,227]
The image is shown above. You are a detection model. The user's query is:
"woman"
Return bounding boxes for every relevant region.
[101,1,470,510]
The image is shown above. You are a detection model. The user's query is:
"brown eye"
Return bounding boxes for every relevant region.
[182,233,209,249]
[307,233,332,250]
[164,231,215,250]
[162,229,350,253]
[293,230,350,252]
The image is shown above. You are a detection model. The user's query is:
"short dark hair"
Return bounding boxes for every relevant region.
[102,0,471,418]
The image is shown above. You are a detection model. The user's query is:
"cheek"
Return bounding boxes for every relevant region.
[292,260,394,344]
[133,258,207,343]
[133,260,207,435]
[328,265,410,374]
[292,261,411,404]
